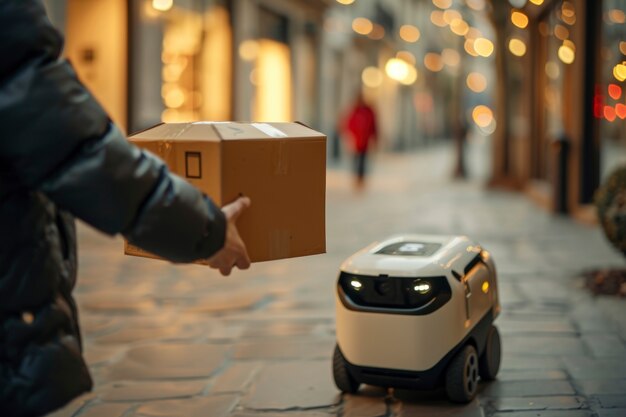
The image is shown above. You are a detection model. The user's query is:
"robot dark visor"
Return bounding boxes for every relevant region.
[338,272,452,315]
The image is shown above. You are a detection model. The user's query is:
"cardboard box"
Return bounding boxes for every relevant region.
[124,121,326,263]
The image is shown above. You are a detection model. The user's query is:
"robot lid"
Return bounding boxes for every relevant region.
[340,234,482,278]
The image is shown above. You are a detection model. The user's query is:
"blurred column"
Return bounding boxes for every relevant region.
[128,1,164,133]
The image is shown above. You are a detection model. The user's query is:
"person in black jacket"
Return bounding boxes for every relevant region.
[0,1,251,415]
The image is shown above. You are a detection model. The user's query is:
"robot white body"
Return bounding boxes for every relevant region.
[333,235,501,402]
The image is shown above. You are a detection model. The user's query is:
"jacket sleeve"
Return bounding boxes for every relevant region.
[0,0,225,262]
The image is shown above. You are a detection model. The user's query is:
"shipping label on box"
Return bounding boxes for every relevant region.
[124,122,326,263]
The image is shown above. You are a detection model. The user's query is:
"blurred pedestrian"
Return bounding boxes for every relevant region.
[0,1,250,416]
[342,92,378,190]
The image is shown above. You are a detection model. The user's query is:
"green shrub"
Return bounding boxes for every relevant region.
[596,166,626,257]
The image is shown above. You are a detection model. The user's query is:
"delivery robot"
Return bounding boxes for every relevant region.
[333,235,501,403]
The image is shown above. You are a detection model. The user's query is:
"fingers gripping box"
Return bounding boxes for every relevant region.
[124,121,326,263]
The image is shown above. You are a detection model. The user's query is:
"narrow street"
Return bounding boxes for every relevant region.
[51,145,626,417]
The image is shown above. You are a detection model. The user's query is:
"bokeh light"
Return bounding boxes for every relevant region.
[614,62,626,82]
[424,53,444,72]
[336,0,355,4]
[466,72,487,93]
[472,105,494,127]
[608,9,626,24]
[554,24,569,41]
[529,0,544,5]
[608,84,622,100]
[399,25,421,43]
[450,19,470,36]
[362,66,383,88]
[558,44,575,64]
[430,10,447,27]
[397,50,416,65]
[509,38,527,57]
[152,0,173,12]
[620,41,626,56]
[352,17,373,35]
[443,10,462,25]
[474,38,494,57]
[545,61,560,80]
[432,0,452,9]
[464,39,479,56]
[511,11,529,29]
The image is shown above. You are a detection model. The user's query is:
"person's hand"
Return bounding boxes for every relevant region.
[208,196,251,276]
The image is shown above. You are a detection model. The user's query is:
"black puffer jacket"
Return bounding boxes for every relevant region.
[0,1,226,415]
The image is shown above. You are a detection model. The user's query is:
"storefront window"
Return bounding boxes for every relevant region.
[129,0,231,131]
[599,0,626,181]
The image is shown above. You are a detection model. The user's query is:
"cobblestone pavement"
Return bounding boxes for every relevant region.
[50,145,626,417]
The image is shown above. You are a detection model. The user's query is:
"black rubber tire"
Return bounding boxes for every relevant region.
[332,344,360,393]
[479,325,501,381]
[445,344,479,403]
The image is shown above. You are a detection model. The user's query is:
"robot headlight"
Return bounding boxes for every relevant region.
[350,279,363,290]
[412,279,432,294]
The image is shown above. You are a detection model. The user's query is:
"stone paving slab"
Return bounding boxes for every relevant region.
[483,396,587,412]
[240,361,340,411]
[133,394,239,417]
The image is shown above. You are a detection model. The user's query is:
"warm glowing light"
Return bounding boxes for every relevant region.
[511,11,529,28]
[605,106,617,122]
[464,39,479,56]
[350,279,362,289]
[399,24,421,43]
[472,105,493,128]
[508,38,527,57]
[442,48,460,67]
[466,0,486,11]
[163,87,185,108]
[152,0,173,12]
[482,281,489,293]
[561,12,576,26]
[609,9,626,24]
[545,61,560,80]
[385,58,409,81]
[352,17,373,35]
[562,1,575,17]
[563,39,576,52]
[369,24,385,40]
[614,63,626,82]
[249,68,258,85]
[424,53,444,72]
[336,0,355,4]
[399,65,418,85]
[443,9,462,25]
[413,282,432,293]
[254,39,292,122]
[466,72,487,93]
[558,44,575,64]
[529,0,544,5]
[238,40,259,61]
[430,10,447,27]
[554,24,569,41]
[450,19,470,36]
[396,50,416,65]
[616,103,626,120]
[433,0,452,9]
[620,42,626,56]
[474,38,494,57]
[608,84,622,100]
[362,66,383,88]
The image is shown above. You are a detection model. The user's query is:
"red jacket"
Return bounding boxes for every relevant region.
[345,104,377,153]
